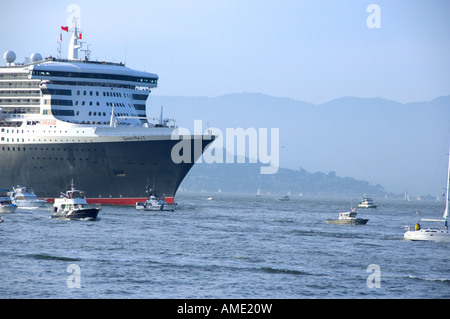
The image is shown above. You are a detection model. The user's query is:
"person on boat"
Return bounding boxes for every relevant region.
[415,222,421,231]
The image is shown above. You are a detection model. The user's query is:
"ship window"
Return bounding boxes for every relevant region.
[41,88,72,95]
[83,91,86,95]
[77,90,80,95]
[51,109,75,116]
[51,99,73,106]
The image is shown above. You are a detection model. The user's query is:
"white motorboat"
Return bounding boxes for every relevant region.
[404,146,450,242]
[136,192,176,211]
[326,207,369,225]
[9,185,47,208]
[51,181,100,220]
[0,189,17,214]
[278,190,291,201]
[357,195,377,208]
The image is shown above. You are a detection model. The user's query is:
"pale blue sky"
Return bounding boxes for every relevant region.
[1,0,449,104]
[1,1,449,195]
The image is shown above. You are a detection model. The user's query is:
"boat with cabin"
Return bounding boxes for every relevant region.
[0,189,18,214]
[326,207,369,225]
[357,195,377,208]
[136,191,176,211]
[51,181,100,220]
[9,185,47,208]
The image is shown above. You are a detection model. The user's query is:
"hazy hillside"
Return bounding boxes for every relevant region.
[149,93,450,196]
[179,160,386,198]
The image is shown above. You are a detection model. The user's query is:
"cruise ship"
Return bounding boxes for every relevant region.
[0,23,215,205]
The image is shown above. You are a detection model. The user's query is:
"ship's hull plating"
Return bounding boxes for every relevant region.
[0,137,214,204]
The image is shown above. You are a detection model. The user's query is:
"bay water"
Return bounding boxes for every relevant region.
[1,193,449,299]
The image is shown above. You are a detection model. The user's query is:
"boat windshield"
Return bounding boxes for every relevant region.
[67,190,85,199]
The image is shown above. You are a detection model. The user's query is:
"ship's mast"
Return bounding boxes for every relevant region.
[444,146,450,221]
[68,17,82,60]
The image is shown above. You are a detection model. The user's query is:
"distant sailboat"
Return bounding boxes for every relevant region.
[404,146,450,242]
[256,188,261,196]
[404,190,410,202]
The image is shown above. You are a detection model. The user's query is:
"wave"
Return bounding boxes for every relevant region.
[259,266,315,276]
[24,253,81,262]
[407,275,450,283]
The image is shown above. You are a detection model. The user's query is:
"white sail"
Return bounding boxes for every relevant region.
[443,146,450,219]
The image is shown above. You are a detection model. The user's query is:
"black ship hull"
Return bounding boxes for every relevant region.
[51,208,100,220]
[0,137,214,205]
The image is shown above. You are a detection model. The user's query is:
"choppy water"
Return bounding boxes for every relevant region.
[1,193,449,299]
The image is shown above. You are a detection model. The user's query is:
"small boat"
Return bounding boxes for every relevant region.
[404,146,450,242]
[9,185,47,208]
[278,190,291,201]
[326,208,369,225]
[136,192,176,211]
[357,194,377,208]
[51,181,100,220]
[0,189,18,214]
[404,190,410,202]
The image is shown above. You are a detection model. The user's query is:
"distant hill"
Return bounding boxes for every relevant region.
[179,159,386,198]
[149,93,450,196]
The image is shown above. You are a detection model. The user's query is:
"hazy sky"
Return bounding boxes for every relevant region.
[1,0,449,104]
[1,1,449,195]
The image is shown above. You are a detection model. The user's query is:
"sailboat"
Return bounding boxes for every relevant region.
[256,188,261,196]
[404,147,450,242]
[404,190,410,202]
